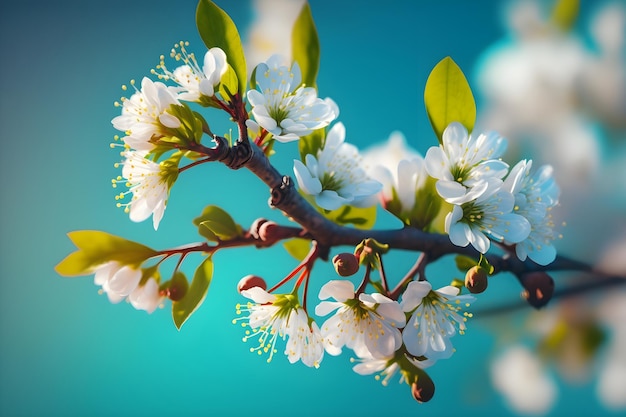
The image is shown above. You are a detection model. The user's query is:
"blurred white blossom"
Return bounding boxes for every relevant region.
[491,345,557,415]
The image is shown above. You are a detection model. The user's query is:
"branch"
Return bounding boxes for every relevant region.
[208,139,623,283]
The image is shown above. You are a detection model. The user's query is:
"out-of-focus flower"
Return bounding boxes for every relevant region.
[362,132,438,229]
[94,262,142,304]
[491,345,557,415]
[596,290,626,409]
[247,55,338,142]
[114,151,178,230]
[504,160,561,265]
[293,122,382,210]
[315,280,406,359]
[155,42,228,103]
[93,262,163,313]
[424,122,508,205]
[235,287,324,367]
[112,77,182,152]
[400,280,475,360]
[129,277,164,314]
[243,0,306,71]
[445,180,530,253]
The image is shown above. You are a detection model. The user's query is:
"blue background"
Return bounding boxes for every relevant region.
[0,1,623,416]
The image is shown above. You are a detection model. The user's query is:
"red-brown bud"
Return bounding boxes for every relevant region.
[332,253,360,277]
[237,275,267,293]
[411,372,435,403]
[520,271,554,309]
[464,265,489,294]
[257,221,283,241]
[249,218,268,239]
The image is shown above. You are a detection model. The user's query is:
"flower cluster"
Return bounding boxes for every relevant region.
[423,122,560,263]
[234,278,474,391]
[94,261,163,313]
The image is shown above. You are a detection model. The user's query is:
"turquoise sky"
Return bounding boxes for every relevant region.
[0,1,623,416]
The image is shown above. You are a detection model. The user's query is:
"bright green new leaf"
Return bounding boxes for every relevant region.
[455,255,478,272]
[298,128,325,161]
[291,2,320,88]
[218,64,239,101]
[424,56,476,144]
[323,205,377,230]
[193,205,241,241]
[55,230,157,277]
[283,238,311,261]
[196,0,247,94]
[172,257,213,329]
[551,0,579,31]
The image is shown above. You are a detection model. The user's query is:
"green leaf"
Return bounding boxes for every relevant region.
[455,255,478,272]
[196,0,247,95]
[323,205,377,230]
[478,254,495,275]
[298,128,325,160]
[172,257,213,329]
[55,230,157,277]
[291,2,320,88]
[283,238,311,261]
[217,64,239,101]
[193,205,242,241]
[551,0,579,31]
[424,56,476,144]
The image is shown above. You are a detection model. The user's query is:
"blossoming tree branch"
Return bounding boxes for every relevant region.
[55,0,623,402]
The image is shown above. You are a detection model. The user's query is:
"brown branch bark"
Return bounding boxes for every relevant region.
[211,139,623,282]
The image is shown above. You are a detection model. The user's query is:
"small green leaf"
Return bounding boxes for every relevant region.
[455,255,478,272]
[55,230,157,276]
[478,254,495,275]
[551,0,579,31]
[424,56,476,144]
[298,128,325,161]
[172,257,213,330]
[193,205,241,241]
[217,64,239,101]
[283,238,311,261]
[323,205,377,230]
[196,0,247,94]
[291,2,320,88]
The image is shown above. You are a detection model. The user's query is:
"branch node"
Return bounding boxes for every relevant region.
[270,176,293,207]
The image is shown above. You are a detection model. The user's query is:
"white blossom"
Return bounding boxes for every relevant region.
[112,77,182,152]
[315,280,406,359]
[425,122,509,204]
[155,42,228,103]
[115,151,178,230]
[293,122,382,210]
[445,179,531,253]
[400,281,475,360]
[247,55,338,142]
[234,287,324,367]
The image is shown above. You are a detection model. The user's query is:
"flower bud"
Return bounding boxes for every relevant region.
[249,218,268,239]
[258,221,284,241]
[332,253,360,277]
[167,271,188,301]
[411,372,435,403]
[464,265,488,294]
[237,275,267,293]
[520,271,554,309]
